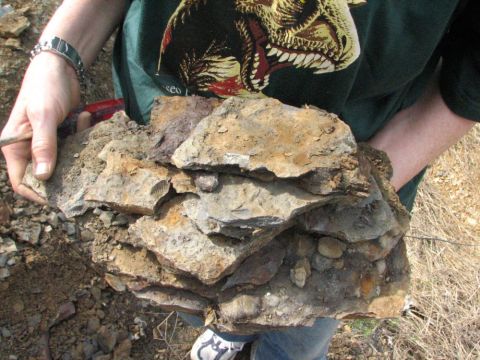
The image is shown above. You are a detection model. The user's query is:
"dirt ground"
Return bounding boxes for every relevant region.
[0,1,478,359]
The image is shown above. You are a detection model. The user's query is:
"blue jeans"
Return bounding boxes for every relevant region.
[180,313,339,360]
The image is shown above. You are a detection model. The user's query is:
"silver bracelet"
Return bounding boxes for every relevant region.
[31,36,86,85]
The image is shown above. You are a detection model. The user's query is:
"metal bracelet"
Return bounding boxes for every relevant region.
[31,36,86,85]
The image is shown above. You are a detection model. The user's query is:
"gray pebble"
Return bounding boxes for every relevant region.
[1,327,11,338]
[15,223,42,245]
[311,253,334,273]
[81,229,95,242]
[91,286,102,302]
[112,214,129,227]
[0,254,8,267]
[12,208,24,216]
[64,222,77,236]
[99,211,114,228]
[81,339,99,359]
[47,212,60,227]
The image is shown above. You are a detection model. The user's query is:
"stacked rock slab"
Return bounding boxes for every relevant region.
[23,96,411,334]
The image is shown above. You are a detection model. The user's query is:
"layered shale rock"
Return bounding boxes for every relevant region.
[23,96,411,334]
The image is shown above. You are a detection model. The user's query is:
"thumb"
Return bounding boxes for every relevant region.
[29,112,59,180]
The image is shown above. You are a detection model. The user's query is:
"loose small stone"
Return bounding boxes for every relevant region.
[0,268,10,279]
[97,325,118,353]
[290,257,311,288]
[81,229,95,242]
[1,327,11,338]
[317,237,346,259]
[113,339,132,360]
[311,253,334,273]
[64,222,77,236]
[47,212,60,227]
[15,223,42,245]
[90,286,102,302]
[87,317,101,335]
[112,214,129,227]
[376,259,387,275]
[0,254,8,267]
[99,211,115,228]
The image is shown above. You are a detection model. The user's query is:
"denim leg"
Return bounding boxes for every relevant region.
[251,318,340,360]
[178,312,257,343]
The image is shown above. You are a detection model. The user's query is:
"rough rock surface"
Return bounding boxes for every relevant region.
[0,11,30,37]
[171,97,370,196]
[22,96,411,334]
[23,112,154,218]
[127,196,277,285]
[182,174,332,239]
[149,96,221,163]
[85,154,171,215]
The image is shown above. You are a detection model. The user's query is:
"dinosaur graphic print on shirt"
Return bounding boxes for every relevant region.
[158,0,367,97]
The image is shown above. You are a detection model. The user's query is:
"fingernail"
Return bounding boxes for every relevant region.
[35,162,50,176]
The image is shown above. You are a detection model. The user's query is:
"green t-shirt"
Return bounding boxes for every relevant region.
[112,0,480,210]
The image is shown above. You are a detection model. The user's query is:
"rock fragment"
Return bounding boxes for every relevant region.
[222,243,285,290]
[193,172,219,192]
[150,96,221,163]
[15,222,41,245]
[171,97,369,196]
[127,196,276,285]
[219,295,262,322]
[22,113,139,218]
[21,97,412,334]
[0,11,30,37]
[317,237,347,259]
[290,257,311,288]
[183,174,329,240]
[97,326,118,353]
[85,154,171,215]
[311,254,334,273]
[113,339,132,360]
[0,268,10,279]
[134,287,208,314]
[299,180,398,243]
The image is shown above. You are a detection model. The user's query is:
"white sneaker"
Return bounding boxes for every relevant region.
[190,329,247,360]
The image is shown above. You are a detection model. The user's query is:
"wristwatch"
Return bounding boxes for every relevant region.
[30,36,86,84]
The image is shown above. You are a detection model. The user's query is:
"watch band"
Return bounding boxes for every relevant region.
[31,36,86,84]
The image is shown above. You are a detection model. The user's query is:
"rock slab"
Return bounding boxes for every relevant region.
[21,96,411,334]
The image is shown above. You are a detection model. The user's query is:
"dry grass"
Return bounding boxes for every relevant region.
[390,125,480,359]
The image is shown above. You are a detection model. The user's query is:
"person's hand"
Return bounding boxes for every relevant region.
[1,52,81,203]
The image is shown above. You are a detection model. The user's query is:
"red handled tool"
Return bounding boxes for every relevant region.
[57,98,125,138]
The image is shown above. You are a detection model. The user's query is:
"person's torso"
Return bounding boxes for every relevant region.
[115,0,461,140]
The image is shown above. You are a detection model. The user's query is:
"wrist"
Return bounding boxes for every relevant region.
[28,51,81,108]
[31,51,79,81]
[31,37,85,86]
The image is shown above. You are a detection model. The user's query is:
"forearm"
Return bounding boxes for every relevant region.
[41,0,127,67]
[368,78,476,191]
